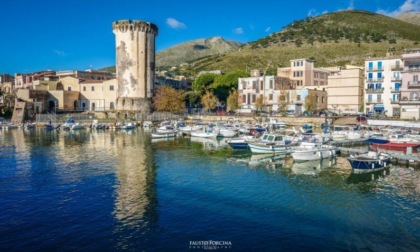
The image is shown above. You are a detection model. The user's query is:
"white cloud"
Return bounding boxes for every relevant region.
[377,0,420,17]
[52,50,67,57]
[307,8,329,17]
[265,27,271,32]
[166,18,186,29]
[233,27,244,34]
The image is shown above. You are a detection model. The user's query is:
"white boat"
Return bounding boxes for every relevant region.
[151,132,177,138]
[71,123,85,130]
[179,125,203,135]
[248,133,290,154]
[332,125,362,140]
[290,133,337,161]
[25,122,37,129]
[142,121,154,128]
[156,125,177,134]
[117,122,136,130]
[217,128,237,138]
[190,129,219,138]
[2,123,20,130]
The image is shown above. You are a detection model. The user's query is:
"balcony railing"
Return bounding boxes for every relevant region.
[405,67,420,72]
[390,88,401,93]
[391,65,403,71]
[366,77,384,82]
[367,66,383,71]
[399,99,420,104]
[408,81,420,88]
[365,88,384,93]
[366,99,382,104]
[391,76,402,82]
[390,99,400,104]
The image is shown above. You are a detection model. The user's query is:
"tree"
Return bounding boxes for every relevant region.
[201,90,218,112]
[255,95,264,111]
[185,91,201,105]
[304,92,317,112]
[278,93,288,115]
[226,90,239,112]
[212,70,250,102]
[153,85,186,113]
[192,73,217,93]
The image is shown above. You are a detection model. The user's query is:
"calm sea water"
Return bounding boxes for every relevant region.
[0,128,419,251]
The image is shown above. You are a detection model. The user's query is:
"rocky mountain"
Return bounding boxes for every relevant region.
[396,11,420,26]
[155,36,241,68]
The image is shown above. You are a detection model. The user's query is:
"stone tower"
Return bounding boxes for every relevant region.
[112,20,158,113]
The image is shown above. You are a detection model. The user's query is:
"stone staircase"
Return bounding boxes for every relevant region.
[11,102,26,124]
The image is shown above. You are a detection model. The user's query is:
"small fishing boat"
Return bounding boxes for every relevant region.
[151,131,177,139]
[227,135,256,150]
[44,123,60,130]
[347,151,391,173]
[116,122,136,130]
[190,129,219,138]
[248,133,291,154]
[290,133,336,161]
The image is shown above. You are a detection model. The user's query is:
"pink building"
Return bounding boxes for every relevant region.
[400,49,420,120]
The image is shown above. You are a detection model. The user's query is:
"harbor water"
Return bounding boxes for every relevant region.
[0,128,419,251]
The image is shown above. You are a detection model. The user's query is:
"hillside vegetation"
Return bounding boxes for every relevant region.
[182,10,420,74]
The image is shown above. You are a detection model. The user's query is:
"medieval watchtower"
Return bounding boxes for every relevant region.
[112,20,158,113]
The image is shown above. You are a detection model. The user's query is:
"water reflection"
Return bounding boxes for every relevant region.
[190,136,228,150]
[288,158,337,176]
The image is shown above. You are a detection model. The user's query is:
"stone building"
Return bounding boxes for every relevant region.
[112,20,158,113]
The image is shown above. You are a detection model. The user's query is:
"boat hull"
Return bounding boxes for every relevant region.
[248,143,287,154]
[347,155,391,174]
[291,147,336,161]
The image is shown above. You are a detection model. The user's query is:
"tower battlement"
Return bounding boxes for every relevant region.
[112,20,158,35]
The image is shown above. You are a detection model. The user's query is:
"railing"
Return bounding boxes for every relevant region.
[390,88,401,92]
[366,77,384,82]
[366,99,382,104]
[365,88,384,93]
[399,99,420,104]
[408,81,420,88]
[405,67,420,72]
[367,66,383,71]
[391,65,403,71]
[390,99,400,104]
[391,76,402,81]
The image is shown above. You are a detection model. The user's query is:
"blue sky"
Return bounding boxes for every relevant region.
[0,0,418,74]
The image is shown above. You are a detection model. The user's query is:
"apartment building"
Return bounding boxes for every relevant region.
[364,57,402,117]
[400,49,420,120]
[277,59,331,90]
[56,69,114,81]
[328,66,364,114]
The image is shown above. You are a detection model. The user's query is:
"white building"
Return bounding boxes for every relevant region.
[364,57,402,117]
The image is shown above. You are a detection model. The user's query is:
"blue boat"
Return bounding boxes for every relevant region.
[227,135,255,150]
[347,151,391,173]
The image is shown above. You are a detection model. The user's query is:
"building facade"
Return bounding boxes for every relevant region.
[327,66,364,115]
[113,20,158,112]
[400,49,420,120]
[277,59,330,90]
[364,57,402,117]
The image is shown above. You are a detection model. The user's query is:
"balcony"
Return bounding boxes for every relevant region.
[390,88,401,93]
[399,99,420,105]
[390,99,400,104]
[407,81,420,88]
[404,67,420,72]
[366,99,382,104]
[366,77,384,83]
[367,66,383,71]
[391,76,402,82]
[391,65,403,71]
[365,88,384,93]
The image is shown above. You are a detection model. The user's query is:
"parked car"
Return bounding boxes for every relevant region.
[356,116,367,122]
[216,110,227,115]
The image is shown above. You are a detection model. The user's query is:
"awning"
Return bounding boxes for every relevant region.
[374,104,384,111]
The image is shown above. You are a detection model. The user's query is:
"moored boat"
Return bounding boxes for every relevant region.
[248,133,291,154]
[347,151,391,173]
[151,131,177,139]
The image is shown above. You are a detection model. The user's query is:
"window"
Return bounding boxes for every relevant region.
[269,94,273,100]
[260,81,263,90]
[297,95,301,101]
[110,102,115,109]
[269,79,273,89]
[316,96,319,103]
[377,94,381,102]
[83,86,86,91]
[322,97,325,103]
[110,85,114,91]
[252,94,256,103]
[242,95,246,104]
[414,75,419,82]
[91,86,94,91]
[67,86,71,91]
